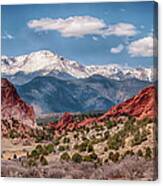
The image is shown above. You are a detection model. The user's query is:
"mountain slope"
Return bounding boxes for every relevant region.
[1,50,153,85]
[16,76,115,114]
[16,75,150,114]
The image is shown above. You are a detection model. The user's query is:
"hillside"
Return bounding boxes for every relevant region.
[16,75,150,114]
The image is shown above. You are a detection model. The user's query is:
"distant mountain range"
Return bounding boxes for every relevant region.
[16,75,150,115]
[1,50,152,115]
[1,50,153,85]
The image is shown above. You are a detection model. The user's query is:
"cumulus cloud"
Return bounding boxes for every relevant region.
[110,44,124,54]
[27,16,137,38]
[103,23,137,37]
[128,36,157,57]
[2,32,14,40]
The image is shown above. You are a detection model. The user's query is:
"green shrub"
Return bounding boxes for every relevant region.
[106,120,116,129]
[60,152,70,161]
[35,145,44,155]
[72,153,82,163]
[83,155,92,162]
[45,143,54,154]
[123,150,134,158]
[27,158,37,167]
[87,144,94,153]
[104,131,110,140]
[109,152,120,162]
[137,149,143,157]
[131,130,147,146]
[73,144,79,150]
[78,142,88,152]
[31,149,40,159]
[40,155,48,166]
[104,147,108,152]
[58,145,66,152]
[53,139,60,146]
[83,153,98,162]
[90,152,98,160]
[63,137,70,144]
[13,154,17,159]
[9,129,20,139]
[145,147,152,160]
[108,133,123,150]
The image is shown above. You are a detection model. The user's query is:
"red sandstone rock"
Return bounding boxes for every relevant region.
[49,85,157,131]
[54,112,73,130]
[1,78,36,136]
[99,85,157,121]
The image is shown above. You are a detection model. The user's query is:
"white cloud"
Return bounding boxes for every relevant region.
[28,16,105,37]
[128,36,157,57]
[2,32,14,40]
[103,23,137,37]
[27,16,137,38]
[92,36,98,41]
[110,44,124,54]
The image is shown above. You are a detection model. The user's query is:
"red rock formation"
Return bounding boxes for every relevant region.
[49,85,157,131]
[54,112,73,130]
[99,85,157,121]
[1,78,36,136]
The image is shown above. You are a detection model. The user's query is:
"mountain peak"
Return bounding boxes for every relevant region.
[2,50,153,85]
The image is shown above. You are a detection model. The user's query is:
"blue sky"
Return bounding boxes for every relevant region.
[1,1,157,67]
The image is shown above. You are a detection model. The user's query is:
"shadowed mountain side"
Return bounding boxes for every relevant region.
[16,75,150,114]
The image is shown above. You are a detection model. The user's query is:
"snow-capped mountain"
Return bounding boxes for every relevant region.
[1,50,153,85]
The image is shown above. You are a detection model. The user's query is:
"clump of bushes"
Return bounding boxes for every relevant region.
[60,152,70,161]
[45,143,54,154]
[63,137,70,144]
[26,143,55,167]
[40,155,48,166]
[77,141,94,153]
[108,133,124,150]
[9,129,20,139]
[123,150,134,159]
[58,145,66,152]
[109,152,120,162]
[72,153,82,163]
[137,149,143,157]
[131,129,147,146]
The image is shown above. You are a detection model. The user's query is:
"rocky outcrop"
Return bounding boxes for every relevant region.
[1,78,36,136]
[49,85,157,131]
[99,85,157,121]
[54,112,73,130]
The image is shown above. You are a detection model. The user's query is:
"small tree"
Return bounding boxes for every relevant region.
[145,147,152,160]
[45,143,54,154]
[72,153,82,163]
[58,145,66,152]
[87,144,94,153]
[40,155,48,166]
[137,149,143,157]
[60,152,70,161]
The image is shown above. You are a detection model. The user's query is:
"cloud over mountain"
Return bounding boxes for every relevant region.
[27,16,137,38]
[128,36,157,57]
